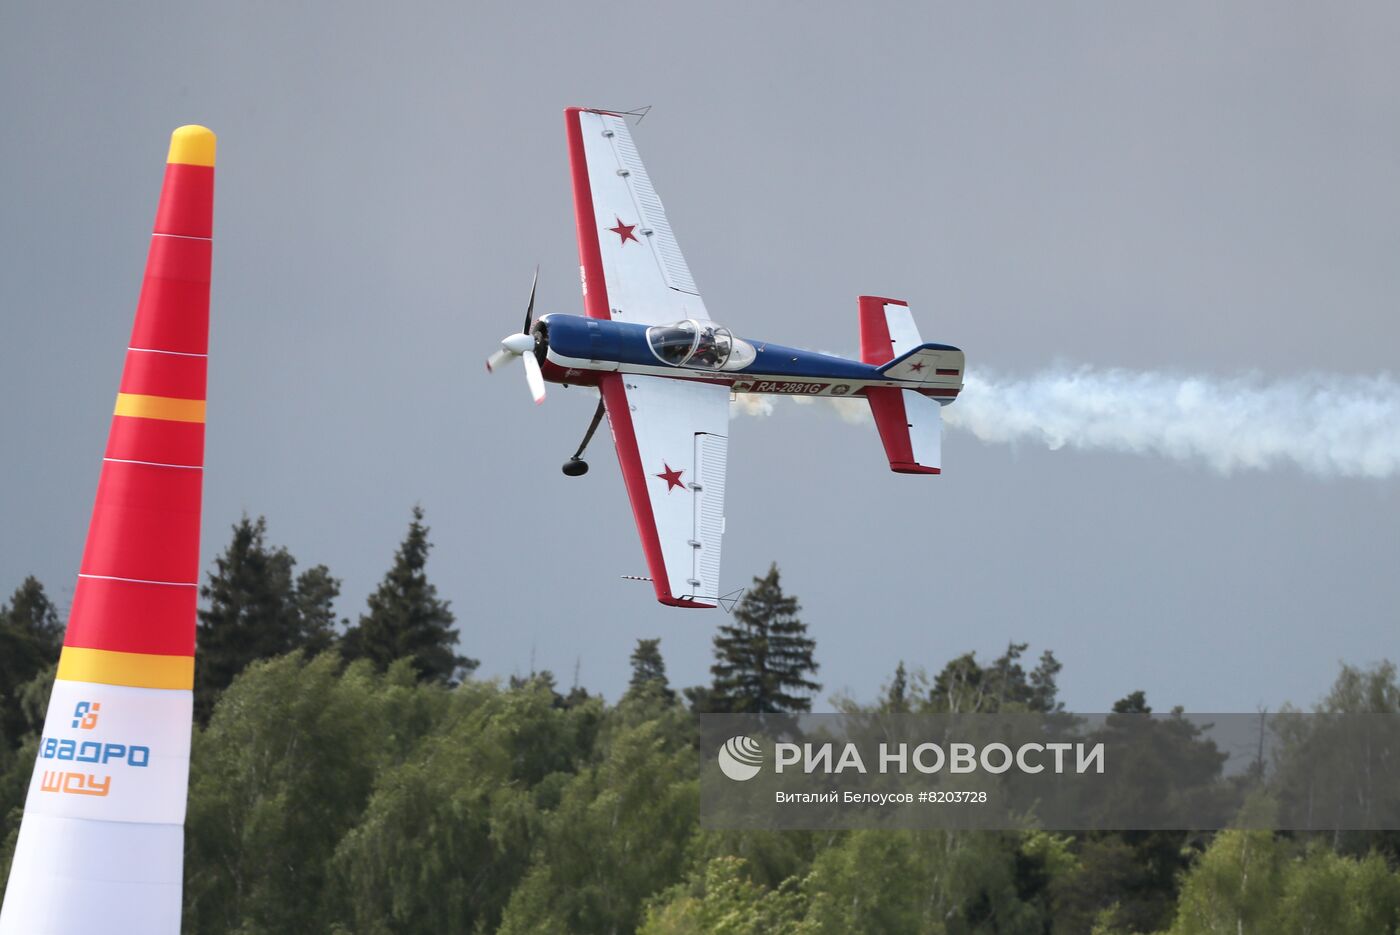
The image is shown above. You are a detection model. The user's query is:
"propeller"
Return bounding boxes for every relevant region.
[486,267,546,404]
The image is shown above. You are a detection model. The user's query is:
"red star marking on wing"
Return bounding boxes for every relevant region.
[655,463,685,491]
[609,218,639,245]
[909,360,926,373]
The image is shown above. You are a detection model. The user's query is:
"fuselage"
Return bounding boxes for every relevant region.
[535,313,963,402]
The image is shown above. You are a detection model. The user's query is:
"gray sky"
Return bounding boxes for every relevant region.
[2,2,1396,712]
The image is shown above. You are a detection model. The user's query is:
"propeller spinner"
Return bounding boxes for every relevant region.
[486,267,546,404]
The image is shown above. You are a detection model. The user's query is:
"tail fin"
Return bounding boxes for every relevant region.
[859,295,921,364]
[858,296,948,475]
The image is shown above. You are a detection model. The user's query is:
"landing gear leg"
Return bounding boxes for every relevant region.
[562,397,606,476]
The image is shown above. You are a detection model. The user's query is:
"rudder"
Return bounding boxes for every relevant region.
[859,295,922,365]
[857,296,947,475]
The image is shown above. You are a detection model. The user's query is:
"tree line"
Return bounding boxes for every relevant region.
[191,509,828,724]
[0,508,1398,933]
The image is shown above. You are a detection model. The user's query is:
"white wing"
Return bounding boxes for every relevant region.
[598,372,729,607]
[566,108,707,326]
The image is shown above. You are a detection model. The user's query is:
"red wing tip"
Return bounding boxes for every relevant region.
[858,295,909,307]
[890,463,941,475]
[658,596,717,609]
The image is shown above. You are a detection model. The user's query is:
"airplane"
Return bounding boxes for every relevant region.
[487,107,965,609]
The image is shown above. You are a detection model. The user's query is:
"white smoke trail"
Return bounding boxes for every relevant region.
[789,394,869,424]
[730,394,775,418]
[731,366,1400,479]
[945,368,1400,479]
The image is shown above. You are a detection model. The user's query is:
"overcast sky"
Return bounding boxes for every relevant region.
[2,2,1396,712]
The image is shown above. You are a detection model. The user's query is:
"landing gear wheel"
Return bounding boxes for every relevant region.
[563,399,606,478]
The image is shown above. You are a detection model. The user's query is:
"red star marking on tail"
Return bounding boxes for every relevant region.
[609,218,639,245]
[655,463,684,491]
[909,360,926,373]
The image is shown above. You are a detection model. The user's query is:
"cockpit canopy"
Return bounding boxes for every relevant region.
[646,319,755,371]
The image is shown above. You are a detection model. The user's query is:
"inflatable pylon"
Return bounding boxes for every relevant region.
[0,125,215,935]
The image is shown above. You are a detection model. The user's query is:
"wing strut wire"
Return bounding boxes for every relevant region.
[595,105,652,125]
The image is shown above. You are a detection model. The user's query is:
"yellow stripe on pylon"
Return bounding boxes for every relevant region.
[57,646,194,690]
[167,125,216,167]
[113,393,206,423]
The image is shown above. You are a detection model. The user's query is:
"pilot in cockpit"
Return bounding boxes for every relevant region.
[647,319,753,372]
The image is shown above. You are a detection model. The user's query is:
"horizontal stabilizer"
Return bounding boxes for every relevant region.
[867,388,942,474]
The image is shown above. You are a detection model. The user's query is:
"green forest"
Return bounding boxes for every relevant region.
[2,508,1399,934]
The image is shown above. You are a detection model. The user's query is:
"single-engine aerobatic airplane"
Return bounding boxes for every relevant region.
[487,107,965,609]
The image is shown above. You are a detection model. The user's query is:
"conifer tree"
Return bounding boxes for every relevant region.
[1112,690,1151,714]
[882,661,911,713]
[0,577,62,745]
[1027,648,1063,713]
[341,506,475,684]
[927,642,1063,713]
[196,516,298,720]
[709,564,820,713]
[682,685,717,714]
[625,638,675,705]
[196,516,341,721]
[294,564,341,656]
